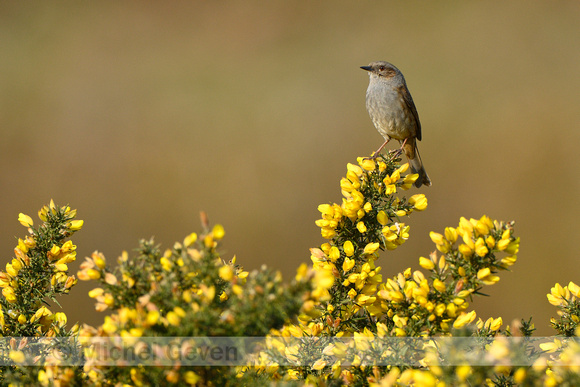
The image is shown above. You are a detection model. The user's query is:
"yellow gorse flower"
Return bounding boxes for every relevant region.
[18,213,33,227]
[409,194,428,211]
[343,241,354,257]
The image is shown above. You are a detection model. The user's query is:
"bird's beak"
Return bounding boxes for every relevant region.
[360,66,372,71]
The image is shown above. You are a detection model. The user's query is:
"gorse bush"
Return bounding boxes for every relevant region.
[0,202,83,383]
[0,154,579,386]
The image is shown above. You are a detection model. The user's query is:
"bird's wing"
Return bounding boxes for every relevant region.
[398,84,422,141]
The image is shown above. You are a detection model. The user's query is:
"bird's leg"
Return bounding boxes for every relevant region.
[365,137,391,160]
[390,137,408,158]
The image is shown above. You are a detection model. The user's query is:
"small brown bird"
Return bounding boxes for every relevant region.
[361,61,431,188]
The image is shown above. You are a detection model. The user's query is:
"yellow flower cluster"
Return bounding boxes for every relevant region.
[548,282,580,308]
[430,216,519,266]
[476,316,503,332]
[429,216,519,285]
[316,157,425,241]
[47,241,79,291]
[0,233,36,304]
[539,330,580,385]
[38,366,79,387]
[356,216,517,338]
[0,201,82,337]
[377,267,476,335]
[309,156,428,306]
[546,281,580,336]
[420,335,533,386]
[309,240,384,306]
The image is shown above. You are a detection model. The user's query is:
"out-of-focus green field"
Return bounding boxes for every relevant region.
[1,2,578,333]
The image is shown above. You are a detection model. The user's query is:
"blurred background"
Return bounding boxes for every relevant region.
[1,1,579,334]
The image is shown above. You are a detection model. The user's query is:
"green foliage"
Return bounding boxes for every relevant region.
[75,215,310,385]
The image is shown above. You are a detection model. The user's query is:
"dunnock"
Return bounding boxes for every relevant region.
[361,61,431,188]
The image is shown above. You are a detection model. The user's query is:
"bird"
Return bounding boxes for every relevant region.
[361,61,431,188]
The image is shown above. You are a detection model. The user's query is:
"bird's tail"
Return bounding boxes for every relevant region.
[402,138,431,188]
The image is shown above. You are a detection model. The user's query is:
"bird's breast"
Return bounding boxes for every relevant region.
[365,83,414,140]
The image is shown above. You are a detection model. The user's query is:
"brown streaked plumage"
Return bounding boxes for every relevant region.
[361,61,431,188]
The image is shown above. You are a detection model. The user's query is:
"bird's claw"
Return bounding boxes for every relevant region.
[389,148,404,157]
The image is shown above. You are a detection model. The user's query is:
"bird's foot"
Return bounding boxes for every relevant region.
[389,148,404,157]
[363,152,381,161]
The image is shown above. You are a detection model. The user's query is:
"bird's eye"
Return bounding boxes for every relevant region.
[379,66,385,71]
